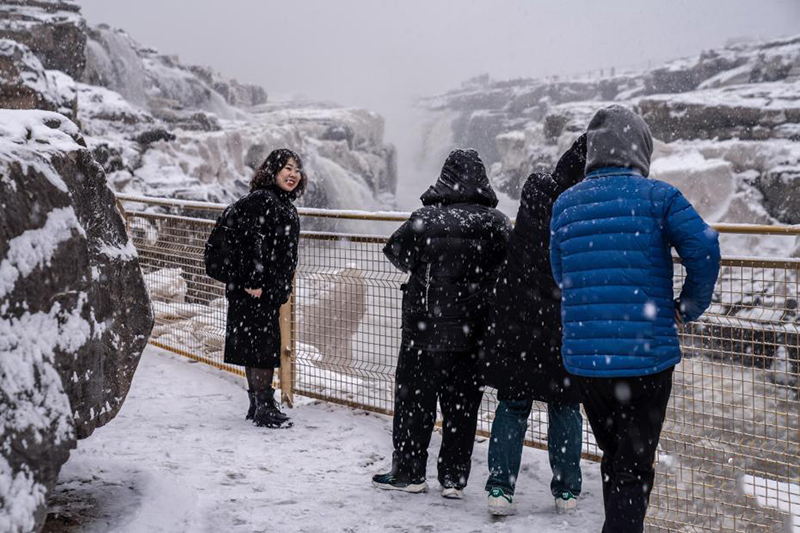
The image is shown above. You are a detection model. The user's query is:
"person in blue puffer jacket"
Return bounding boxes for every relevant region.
[549,105,720,533]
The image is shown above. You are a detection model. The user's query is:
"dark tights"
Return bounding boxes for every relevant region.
[246,367,275,392]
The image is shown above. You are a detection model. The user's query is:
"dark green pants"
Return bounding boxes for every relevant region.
[485,398,583,497]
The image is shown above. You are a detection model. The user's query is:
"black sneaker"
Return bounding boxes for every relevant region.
[372,472,428,493]
[441,485,464,499]
[440,475,466,499]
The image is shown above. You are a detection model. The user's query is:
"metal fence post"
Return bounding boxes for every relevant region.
[279,286,295,408]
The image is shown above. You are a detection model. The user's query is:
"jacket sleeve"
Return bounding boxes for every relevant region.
[383,212,426,273]
[549,201,564,289]
[275,216,299,305]
[663,189,721,323]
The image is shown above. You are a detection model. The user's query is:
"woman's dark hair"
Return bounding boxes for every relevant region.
[249,148,306,199]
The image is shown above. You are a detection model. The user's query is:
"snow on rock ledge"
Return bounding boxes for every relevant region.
[0,110,153,532]
[0,0,86,80]
[0,39,77,121]
[419,34,800,228]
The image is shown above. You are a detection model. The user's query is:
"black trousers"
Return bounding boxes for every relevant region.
[578,368,673,533]
[391,346,483,487]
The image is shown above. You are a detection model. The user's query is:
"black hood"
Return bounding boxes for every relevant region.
[553,133,587,190]
[420,149,498,207]
[585,105,653,177]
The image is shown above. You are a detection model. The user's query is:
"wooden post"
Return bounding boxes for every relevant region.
[279,289,295,408]
[115,197,131,233]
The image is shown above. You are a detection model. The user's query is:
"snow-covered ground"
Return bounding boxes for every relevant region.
[46,346,604,532]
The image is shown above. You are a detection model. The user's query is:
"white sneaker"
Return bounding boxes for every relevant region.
[488,487,515,516]
[554,491,578,514]
[441,486,464,499]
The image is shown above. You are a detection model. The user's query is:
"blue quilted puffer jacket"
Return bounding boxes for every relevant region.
[550,167,721,377]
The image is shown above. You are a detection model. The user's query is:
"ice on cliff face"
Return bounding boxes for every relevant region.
[74,24,398,209]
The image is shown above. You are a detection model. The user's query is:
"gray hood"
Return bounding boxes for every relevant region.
[585,105,653,177]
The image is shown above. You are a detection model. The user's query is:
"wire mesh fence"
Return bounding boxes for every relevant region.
[117,194,800,532]
[650,259,800,532]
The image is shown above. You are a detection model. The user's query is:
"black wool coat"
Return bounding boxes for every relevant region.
[384,149,511,353]
[224,185,300,369]
[481,135,586,403]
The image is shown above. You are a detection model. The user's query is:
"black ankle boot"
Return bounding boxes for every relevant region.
[253,388,291,428]
[246,390,256,420]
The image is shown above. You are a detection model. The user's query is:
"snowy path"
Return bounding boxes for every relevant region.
[46,346,604,532]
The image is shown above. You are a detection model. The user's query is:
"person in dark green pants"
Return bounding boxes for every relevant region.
[480,135,587,515]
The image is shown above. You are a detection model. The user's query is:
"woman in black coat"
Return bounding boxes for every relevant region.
[481,135,587,515]
[372,149,511,497]
[224,148,305,428]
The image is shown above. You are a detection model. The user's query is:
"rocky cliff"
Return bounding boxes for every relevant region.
[0,110,153,533]
[418,35,800,252]
[0,0,397,209]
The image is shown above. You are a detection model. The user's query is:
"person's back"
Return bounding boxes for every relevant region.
[375,148,510,497]
[551,107,720,377]
[549,105,721,533]
[481,135,587,516]
[384,149,510,352]
[506,136,587,303]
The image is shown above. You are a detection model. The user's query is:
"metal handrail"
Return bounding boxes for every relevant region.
[115,193,411,222]
[115,193,800,235]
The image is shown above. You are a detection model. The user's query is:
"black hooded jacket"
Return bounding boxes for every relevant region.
[229,184,299,303]
[223,183,300,368]
[481,135,586,402]
[384,149,511,352]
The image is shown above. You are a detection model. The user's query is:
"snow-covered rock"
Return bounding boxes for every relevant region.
[75,82,157,137]
[187,63,268,109]
[757,163,800,225]
[82,24,242,121]
[638,80,800,142]
[0,39,77,120]
[0,110,153,533]
[0,0,86,80]
[418,34,800,230]
[75,22,399,209]
[76,27,397,207]
[0,2,397,211]
[91,98,398,207]
[650,150,737,221]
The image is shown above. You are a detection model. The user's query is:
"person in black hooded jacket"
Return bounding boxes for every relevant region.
[372,149,511,497]
[224,148,305,429]
[481,135,587,516]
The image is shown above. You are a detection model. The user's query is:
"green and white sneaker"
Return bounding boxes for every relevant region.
[372,472,428,493]
[555,491,578,514]
[487,487,515,516]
